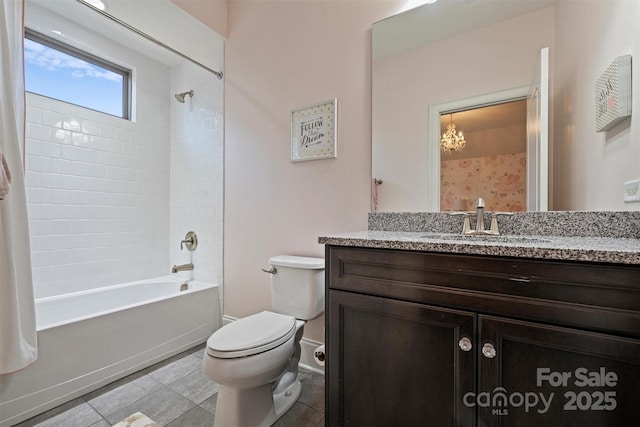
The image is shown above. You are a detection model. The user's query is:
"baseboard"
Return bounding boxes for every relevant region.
[299,337,325,375]
[221,315,325,375]
[222,314,237,325]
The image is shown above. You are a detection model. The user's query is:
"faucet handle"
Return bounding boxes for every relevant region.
[180,231,198,251]
[489,212,514,235]
[448,212,472,234]
[476,197,485,208]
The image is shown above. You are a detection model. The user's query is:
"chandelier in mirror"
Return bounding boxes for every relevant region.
[440,113,466,153]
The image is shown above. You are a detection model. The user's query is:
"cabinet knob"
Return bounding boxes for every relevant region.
[458,337,472,352]
[482,343,497,359]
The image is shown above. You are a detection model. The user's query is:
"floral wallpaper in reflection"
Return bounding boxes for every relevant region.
[440,152,527,212]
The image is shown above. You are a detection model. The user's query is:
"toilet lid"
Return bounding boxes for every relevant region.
[206,311,297,359]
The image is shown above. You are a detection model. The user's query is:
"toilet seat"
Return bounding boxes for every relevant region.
[206,311,296,359]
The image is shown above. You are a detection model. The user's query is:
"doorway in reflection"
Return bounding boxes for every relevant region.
[440,99,527,212]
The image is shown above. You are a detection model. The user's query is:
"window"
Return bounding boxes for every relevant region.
[24,29,131,119]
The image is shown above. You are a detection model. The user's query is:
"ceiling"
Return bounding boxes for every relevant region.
[442,98,527,133]
[440,99,527,160]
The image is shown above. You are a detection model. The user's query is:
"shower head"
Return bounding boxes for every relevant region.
[175,90,194,103]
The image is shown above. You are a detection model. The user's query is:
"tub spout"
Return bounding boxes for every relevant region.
[171,263,194,273]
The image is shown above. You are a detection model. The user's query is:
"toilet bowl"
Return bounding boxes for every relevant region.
[202,255,324,427]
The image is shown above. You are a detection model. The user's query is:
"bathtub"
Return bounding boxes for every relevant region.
[0,276,221,427]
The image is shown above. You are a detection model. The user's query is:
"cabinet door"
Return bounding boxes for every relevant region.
[478,315,640,427]
[327,290,476,427]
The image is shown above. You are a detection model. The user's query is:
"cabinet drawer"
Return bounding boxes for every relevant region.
[326,246,640,338]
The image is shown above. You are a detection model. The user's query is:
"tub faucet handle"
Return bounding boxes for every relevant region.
[181,231,198,251]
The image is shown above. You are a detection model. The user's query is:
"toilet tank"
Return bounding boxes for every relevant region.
[268,255,325,320]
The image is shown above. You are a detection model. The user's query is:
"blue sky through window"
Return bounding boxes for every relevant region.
[24,38,125,117]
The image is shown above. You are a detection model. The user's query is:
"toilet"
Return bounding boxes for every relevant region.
[202,255,325,427]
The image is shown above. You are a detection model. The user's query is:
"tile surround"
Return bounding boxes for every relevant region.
[25,92,170,298]
[169,61,224,288]
[24,4,224,299]
[24,65,224,299]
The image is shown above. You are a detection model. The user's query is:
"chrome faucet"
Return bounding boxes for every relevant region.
[475,197,486,233]
[171,263,194,273]
[450,197,513,235]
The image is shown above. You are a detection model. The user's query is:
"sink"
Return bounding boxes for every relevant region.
[421,234,552,244]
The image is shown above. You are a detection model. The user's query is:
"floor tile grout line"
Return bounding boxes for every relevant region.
[82,373,165,420]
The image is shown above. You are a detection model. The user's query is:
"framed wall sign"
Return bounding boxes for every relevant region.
[291,99,337,162]
[595,55,632,132]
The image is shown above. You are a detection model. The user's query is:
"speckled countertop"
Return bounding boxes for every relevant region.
[318,211,640,265]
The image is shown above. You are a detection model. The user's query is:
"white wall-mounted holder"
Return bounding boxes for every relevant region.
[595,54,632,132]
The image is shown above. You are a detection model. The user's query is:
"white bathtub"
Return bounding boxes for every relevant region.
[0,276,221,427]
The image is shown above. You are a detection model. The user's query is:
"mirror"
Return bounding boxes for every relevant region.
[372,0,638,212]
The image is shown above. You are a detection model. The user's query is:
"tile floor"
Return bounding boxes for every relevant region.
[14,345,325,427]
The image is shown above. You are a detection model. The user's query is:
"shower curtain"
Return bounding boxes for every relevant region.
[0,0,37,374]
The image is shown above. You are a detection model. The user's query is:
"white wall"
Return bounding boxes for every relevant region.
[553,0,640,211]
[171,0,228,38]
[104,0,223,73]
[372,6,555,212]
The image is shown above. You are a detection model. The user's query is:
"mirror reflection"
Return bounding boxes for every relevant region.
[440,100,527,212]
[372,0,639,213]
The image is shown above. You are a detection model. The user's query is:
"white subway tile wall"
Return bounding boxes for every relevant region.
[169,61,224,289]
[25,85,224,299]
[25,92,171,298]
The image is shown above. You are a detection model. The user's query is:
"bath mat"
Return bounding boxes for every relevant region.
[112,412,160,427]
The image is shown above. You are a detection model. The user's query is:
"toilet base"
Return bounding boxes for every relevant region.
[274,379,302,420]
[213,379,302,427]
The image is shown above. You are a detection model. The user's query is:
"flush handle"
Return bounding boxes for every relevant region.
[261,267,277,274]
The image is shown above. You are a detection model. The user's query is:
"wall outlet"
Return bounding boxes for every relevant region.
[623,179,640,203]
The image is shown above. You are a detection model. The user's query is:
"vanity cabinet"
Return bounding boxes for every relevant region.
[325,246,640,427]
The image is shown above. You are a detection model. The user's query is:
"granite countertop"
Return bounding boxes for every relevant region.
[318,212,640,265]
[318,230,640,266]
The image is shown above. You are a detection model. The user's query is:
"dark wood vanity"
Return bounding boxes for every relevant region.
[324,245,640,427]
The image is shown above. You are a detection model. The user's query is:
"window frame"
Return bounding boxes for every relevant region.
[24,28,132,120]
